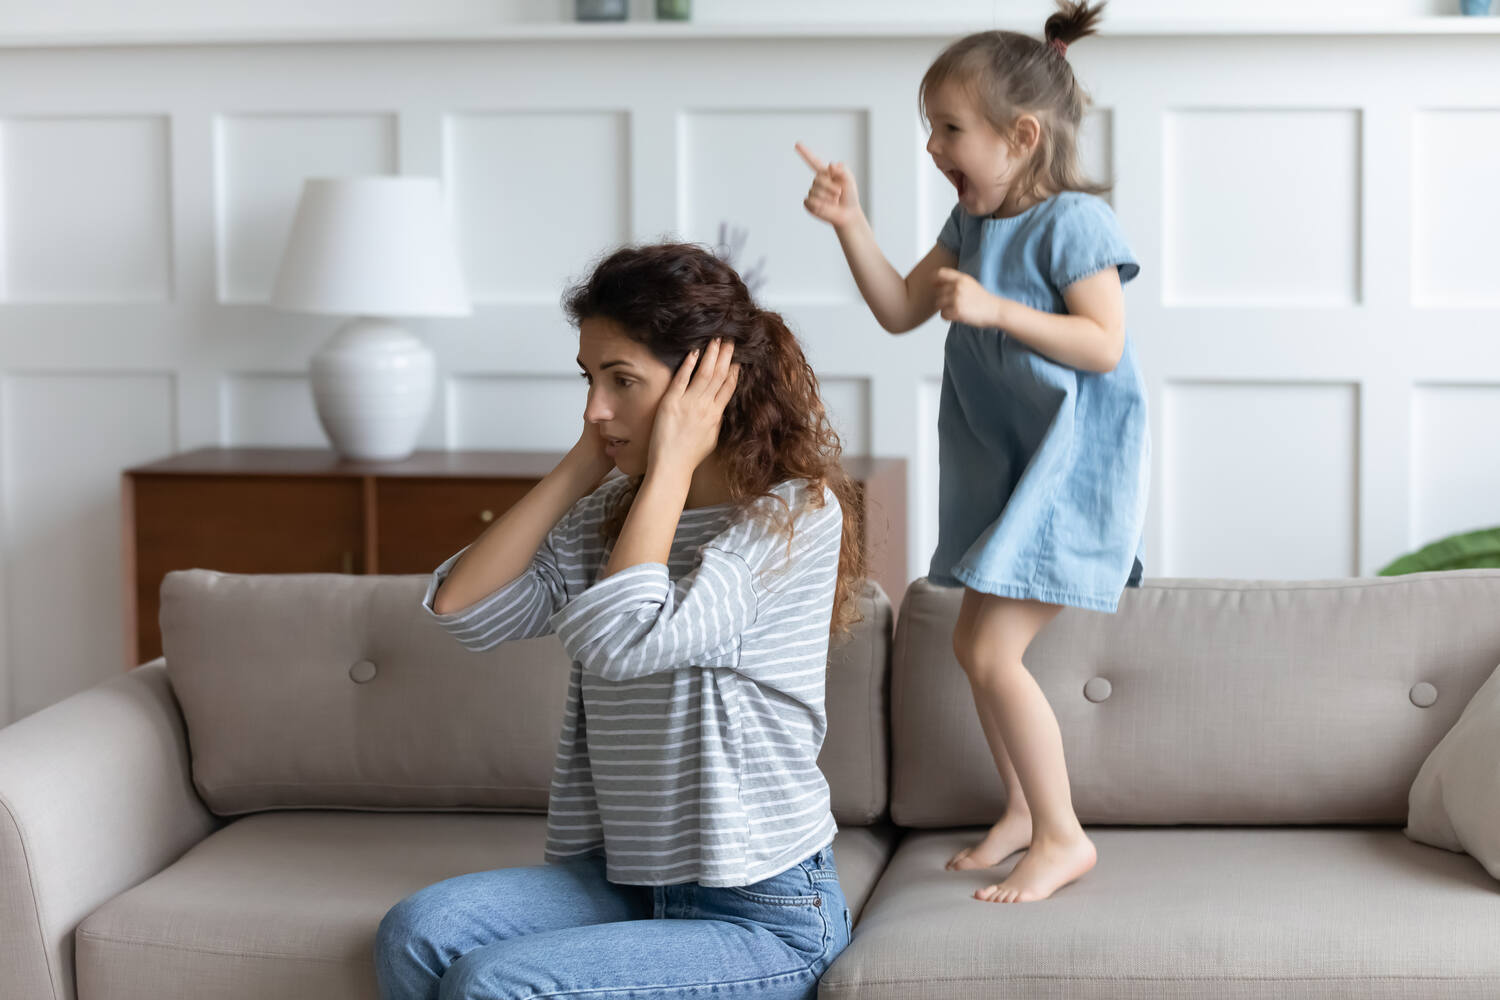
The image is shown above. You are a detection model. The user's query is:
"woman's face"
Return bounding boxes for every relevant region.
[577,316,676,477]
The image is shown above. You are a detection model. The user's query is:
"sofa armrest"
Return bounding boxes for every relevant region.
[0,662,218,1000]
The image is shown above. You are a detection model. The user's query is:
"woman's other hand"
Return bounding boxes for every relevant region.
[565,419,617,487]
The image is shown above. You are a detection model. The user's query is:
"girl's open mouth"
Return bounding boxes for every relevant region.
[947,169,968,198]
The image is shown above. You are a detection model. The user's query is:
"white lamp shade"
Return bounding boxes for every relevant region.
[270,176,471,317]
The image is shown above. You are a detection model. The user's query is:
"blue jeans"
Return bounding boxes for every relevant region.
[375,846,852,1000]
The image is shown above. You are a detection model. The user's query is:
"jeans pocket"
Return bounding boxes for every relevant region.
[727,865,823,908]
[707,876,828,967]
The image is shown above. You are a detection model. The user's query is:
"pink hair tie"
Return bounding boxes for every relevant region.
[1049,37,1069,58]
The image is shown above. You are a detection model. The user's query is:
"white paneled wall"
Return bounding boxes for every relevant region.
[1,116,173,302]
[1411,385,1500,546]
[0,373,176,715]
[448,110,631,304]
[1,24,1499,724]
[1412,109,1500,307]
[1163,109,1363,306]
[1162,382,1361,579]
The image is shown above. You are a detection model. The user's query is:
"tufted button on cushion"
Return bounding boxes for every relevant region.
[1083,677,1113,703]
[1409,682,1437,708]
[349,660,378,684]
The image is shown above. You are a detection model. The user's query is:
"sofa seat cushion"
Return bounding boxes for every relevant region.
[75,811,898,1000]
[820,827,1500,1000]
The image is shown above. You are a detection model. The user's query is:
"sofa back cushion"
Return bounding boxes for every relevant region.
[161,570,891,824]
[890,571,1500,827]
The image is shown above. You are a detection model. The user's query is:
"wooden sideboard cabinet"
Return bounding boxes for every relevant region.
[122,448,908,666]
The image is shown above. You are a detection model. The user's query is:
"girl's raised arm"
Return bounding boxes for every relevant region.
[797,142,955,334]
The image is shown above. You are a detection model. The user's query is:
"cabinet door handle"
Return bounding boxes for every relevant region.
[479,509,495,524]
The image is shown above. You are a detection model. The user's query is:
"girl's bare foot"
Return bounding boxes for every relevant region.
[946,809,1033,870]
[974,829,1096,903]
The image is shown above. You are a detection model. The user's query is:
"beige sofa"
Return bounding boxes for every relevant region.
[3,568,1499,1000]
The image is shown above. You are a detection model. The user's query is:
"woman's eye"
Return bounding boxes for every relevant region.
[577,372,591,382]
[947,124,959,133]
[614,378,632,389]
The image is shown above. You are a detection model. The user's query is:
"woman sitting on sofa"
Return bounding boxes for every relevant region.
[376,242,866,1000]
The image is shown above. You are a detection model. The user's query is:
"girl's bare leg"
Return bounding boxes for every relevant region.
[953,592,1096,903]
[946,589,1033,871]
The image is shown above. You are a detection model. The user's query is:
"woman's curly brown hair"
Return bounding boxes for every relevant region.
[563,242,867,639]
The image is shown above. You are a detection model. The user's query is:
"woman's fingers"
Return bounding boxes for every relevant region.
[698,337,721,387]
[679,338,717,398]
[714,363,741,408]
[670,347,700,394]
[713,339,735,385]
[696,338,729,390]
[682,338,736,402]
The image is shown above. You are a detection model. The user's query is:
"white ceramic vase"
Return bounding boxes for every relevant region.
[309,317,434,462]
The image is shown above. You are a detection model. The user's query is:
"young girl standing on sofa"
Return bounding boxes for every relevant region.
[376,243,865,1000]
[799,0,1147,903]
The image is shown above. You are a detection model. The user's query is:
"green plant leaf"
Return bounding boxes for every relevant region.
[1378,526,1500,576]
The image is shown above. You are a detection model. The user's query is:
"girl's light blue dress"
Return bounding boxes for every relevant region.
[929,191,1149,612]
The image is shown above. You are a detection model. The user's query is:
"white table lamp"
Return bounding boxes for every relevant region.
[271,176,470,462]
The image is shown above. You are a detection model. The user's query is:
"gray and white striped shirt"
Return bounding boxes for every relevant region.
[422,475,843,886]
